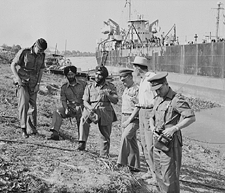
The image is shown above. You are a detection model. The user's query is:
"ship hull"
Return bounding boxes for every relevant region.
[96,42,225,105]
[96,42,225,78]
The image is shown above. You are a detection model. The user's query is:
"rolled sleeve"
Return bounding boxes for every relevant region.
[12,49,24,66]
[60,86,67,102]
[174,97,195,118]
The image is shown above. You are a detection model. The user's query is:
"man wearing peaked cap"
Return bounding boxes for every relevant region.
[119,69,133,76]
[116,68,140,172]
[148,72,196,192]
[148,72,168,91]
[48,65,87,140]
[10,38,48,138]
[123,55,157,185]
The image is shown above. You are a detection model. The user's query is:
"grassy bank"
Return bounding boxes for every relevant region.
[0,64,224,192]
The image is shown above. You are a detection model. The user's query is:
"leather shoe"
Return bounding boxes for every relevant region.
[77,141,86,151]
[128,166,141,172]
[48,133,59,140]
[21,128,29,138]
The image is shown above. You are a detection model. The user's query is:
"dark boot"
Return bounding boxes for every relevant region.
[21,128,29,138]
[77,141,86,151]
[48,131,60,140]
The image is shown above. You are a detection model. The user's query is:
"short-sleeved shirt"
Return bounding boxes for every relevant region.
[138,71,156,108]
[12,47,46,89]
[122,83,139,114]
[82,81,118,125]
[60,79,87,106]
[152,87,195,129]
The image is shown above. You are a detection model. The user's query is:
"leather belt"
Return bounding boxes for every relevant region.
[122,113,139,120]
[140,106,153,109]
[122,113,132,116]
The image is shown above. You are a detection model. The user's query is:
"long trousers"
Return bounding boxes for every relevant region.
[51,107,82,137]
[139,108,155,178]
[17,85,37,134]
[79,116,112,157]
[117,115,140,169]
[153,135,182,193]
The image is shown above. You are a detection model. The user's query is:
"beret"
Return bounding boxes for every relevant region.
[36,38,47,50]
[64,65,77,76]
[148,72,168,90]
[119,69,133,77]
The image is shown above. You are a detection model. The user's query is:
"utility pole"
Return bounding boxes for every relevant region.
[212,2,224,41]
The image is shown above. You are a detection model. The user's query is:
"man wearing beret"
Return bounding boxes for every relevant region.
[148,72,196,192]
[124,56,157,184]
[116,69,140,171]
[11,38,48,138]
[78,65,118,158]
[48,65,87,140]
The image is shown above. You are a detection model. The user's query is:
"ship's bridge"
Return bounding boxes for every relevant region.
[128,19,151,43]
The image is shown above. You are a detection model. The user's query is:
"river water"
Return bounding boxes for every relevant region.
[67,56,97,71]
[67,57,225,153]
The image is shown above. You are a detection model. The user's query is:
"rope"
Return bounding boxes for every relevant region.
[0,138,75,152]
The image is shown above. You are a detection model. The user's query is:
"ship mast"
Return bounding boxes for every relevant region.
[212,2,224,41]
[125,0,131,20]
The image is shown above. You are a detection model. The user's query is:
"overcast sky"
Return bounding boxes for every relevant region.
[0,0,224,52]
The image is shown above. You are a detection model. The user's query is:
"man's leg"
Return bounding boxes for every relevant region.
[17,86,29,138]
[27,92,38,135]
[117,115,140,169]
[98,123,112,157]
[77,115,90,150]
[49,107,67,140]
[143,109,156,183]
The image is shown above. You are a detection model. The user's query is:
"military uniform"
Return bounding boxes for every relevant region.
[12,47,46,134]
[79,80,118,157]
[50,80,87,135]
[117,69,140,170]
[149,72,195,193]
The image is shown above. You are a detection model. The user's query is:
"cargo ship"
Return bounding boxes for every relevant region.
[95,1,225,105]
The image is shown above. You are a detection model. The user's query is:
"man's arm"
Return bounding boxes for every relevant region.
[163,116,196,137]
[121,106,140,128]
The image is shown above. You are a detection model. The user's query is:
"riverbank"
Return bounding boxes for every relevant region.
[0,64,224,192]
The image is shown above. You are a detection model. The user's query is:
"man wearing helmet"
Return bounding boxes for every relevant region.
[48,65,87,140]
[78,66,118,158]
[11,38,47,138]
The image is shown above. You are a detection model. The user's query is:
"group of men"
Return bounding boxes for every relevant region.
[11,38,196,193]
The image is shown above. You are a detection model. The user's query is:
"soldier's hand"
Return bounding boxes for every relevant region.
[121,120,130,128]
[34,84,40,93]
[162,127,176,138]
[14,77,22,86]
[65,108,69,115]
[99,89,110,96]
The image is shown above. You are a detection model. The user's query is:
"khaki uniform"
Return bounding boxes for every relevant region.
[152,88,195,193]
[13,48,45,132]
[79,81,118,157]
[117,83,140,169]
[51,80,87,134]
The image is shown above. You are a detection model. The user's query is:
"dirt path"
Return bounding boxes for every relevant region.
[0,64,225,192]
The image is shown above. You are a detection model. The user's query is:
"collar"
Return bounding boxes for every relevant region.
[66,79,79,87]
[94,80,108,87]
[164,87,176,99]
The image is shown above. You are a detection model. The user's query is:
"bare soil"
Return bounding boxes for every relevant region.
[0,64,225,193]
